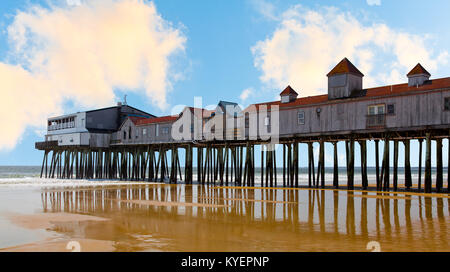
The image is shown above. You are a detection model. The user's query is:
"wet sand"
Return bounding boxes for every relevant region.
[1,238,116,252]
[0,183,448,252]
[7,212,110,229]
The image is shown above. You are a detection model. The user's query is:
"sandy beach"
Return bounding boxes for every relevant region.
[0,180,448,252]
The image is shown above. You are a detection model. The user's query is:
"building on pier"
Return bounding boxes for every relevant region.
[34,57,450,193]
[38,103,155,149]
[35,58,450,146]
[114,115,179,145]
[243,59,450,141]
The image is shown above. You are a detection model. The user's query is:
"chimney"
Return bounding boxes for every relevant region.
[280,85,298,103]
[407,63,430,87]
[327,58,364,99]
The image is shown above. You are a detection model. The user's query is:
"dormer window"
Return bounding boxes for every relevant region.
[407,63,431,87]
[280,86,298,103]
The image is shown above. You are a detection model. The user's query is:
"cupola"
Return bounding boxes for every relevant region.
[407,63,431,87]
[327,58,364,99]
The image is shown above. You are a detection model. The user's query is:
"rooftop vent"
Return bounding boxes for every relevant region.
[327,58,364,99]
[280,85,298,103]
[407,63,430,87]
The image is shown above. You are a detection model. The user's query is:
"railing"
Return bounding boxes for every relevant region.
[48,122,75,131]
[35,141,58,150]
[366,114,386,128]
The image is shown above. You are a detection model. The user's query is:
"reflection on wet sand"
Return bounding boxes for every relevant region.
[8,185,450,251]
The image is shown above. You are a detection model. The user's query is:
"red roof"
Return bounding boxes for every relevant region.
[327,58,364,77]
[407,63,431,77]
[280,85,298,96]
[244,77,450,112]
[136,115,178,126]
[128,116,147,125]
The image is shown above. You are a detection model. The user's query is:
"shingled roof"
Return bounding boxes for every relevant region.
[327,58,364,77]
[244,77,450,112]
[407,63,431,77]
[280,85,298,96]
[128,116,148,125]
[136,115,178,126]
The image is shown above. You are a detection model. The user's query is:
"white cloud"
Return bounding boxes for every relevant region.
[240,88,254,102]
[0,0,186,150]
[250,0,278,21]
[367,0,381,6]
[251,5,449,97]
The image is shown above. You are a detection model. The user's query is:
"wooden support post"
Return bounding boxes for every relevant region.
[271,146,275,187]
[283,144,286,187]
[273,146,277,187]
[250,145,254,186]
[359,141,368,190]
[155,148,161,182]
[261,145,264,187]
[197,147,202,183]
[285,144,290,187]
[177,148,183,182]
[333,142,339,188]
[393,140,399,191]
[404,140,412,190]
[448,137,450,193]
[425,133,432,193]
[239,146,244,185]
[308,143,313,188]
[294,142,299,188]
[383,138,390,191]
[40,151,47,178]
[288,144,292,187]
[225,145,229,185]
[375,140,380,189]
[346,140,354,190]
[320,140,325,188]
[264,145,268,187]
[203,147,209,183]
[436,138,443,193]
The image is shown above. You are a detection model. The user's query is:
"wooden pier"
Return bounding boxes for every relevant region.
[36,129,450,193]
[35,59,450,194]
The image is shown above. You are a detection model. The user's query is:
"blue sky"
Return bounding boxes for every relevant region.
[0,0,449,167]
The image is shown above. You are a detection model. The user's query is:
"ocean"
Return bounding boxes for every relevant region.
[0,165,447,252]
[0,165,446,187]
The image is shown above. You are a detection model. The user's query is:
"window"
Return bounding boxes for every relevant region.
[368,104,385,115]
[143,128,147,136]
[387,104,395,115]
[264,116,270,126]
[298,111,305,125]
[136,129,139,139]
[123,131,126,140]
[445,97,450,111]
[128,127,131,139]
[367,104,386,127]
[162,127,169,134]
[156,124,159,137]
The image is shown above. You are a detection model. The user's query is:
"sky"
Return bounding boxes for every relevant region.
[0,0,449,167]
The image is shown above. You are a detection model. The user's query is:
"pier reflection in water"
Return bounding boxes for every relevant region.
[40,184,449,252]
